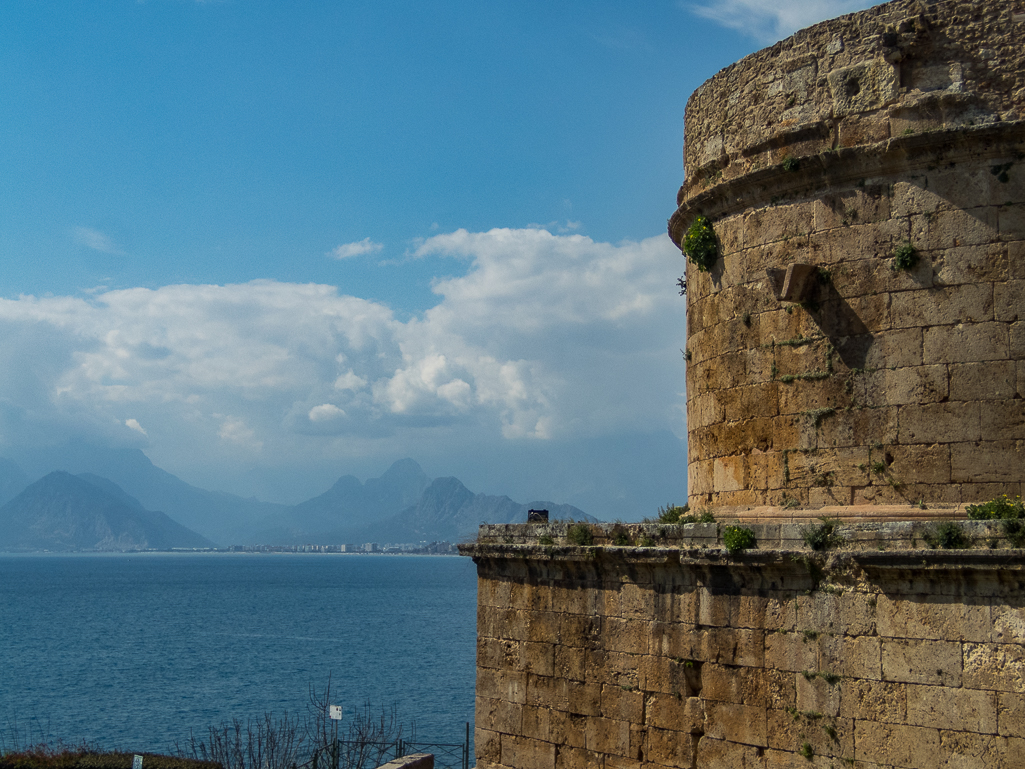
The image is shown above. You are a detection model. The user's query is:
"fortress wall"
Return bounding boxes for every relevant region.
[462,523,1025,769]
[668,0,1025,512]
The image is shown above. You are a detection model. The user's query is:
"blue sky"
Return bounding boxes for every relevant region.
[0,0,876,519]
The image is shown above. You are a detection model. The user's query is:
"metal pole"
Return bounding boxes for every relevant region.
[465,722,470,769]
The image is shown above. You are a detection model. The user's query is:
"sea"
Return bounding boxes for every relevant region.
[0,553,478,756]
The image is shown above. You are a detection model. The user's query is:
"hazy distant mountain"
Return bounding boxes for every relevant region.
[13,442,289,544]
[0,458,30,506]
[0,471,214,552]
[356,476,596,544]
[245,458,431,544]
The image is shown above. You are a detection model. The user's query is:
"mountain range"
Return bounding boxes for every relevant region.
[0,447,594,551]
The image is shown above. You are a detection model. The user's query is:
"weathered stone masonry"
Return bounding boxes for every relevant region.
[669,0,1025,511]
[462,522,1025,769]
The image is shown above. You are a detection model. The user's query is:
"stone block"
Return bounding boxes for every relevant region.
[875,593,991,642]
[993,605,1025,645]
[599,683,643,723]
[554,645,587,682]
[701,663,767,707]
[584,717,630,757]
[559,613,600,650]
[645,727,699,769]
[694,737,764,769]
[796,672,840,717]
[1011,240,1025,281]
[604,618,650,655]
[996,280,1025,322]
[934,243,1009,286]
[704,701,767,747]
[644,691,704,731]
[766,631,818,672]
[898,402,981,444]
[501,734,556,769]
[863,327,924,369]
[526,612,561,645]
[881,638,962,686]
[891,283,993,328]
[553,744,600,769]
[733,592,796,631]
[950,360,1016,401]
[713,455,748,493]
[475,728,501,766]
[999,691,1025,738]
[766,709,853,760]
[869,364,949,406]
[548,710,586,750]
[937,730,1025,769]
[964,643,1025,693]
[912,206,998,251]
[923,321,1008,364]
[520,705,550,743]
[854,722,941,769]
[906,683,997,733]
[980,400,1025,441]
[885,444,951,485]
[840,678,906,723]
[951,440,1025,484]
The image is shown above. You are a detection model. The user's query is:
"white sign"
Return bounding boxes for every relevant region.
[133,756,143,769]
[329,705,343,721]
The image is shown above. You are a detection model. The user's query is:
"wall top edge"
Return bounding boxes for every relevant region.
[457,519,1025,563]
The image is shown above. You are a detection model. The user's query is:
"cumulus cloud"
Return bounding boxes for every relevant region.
[330,238,383,259]
[125,418,147,436]
[0,227,686,485]
[74,227,124,255]
[685,0,877,43]
[308,404,346,422]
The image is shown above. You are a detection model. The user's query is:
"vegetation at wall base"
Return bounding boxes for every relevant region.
[966,494,1025,547]
[648,504,714,525]
[723,525,757,554]
[683,215,719,272]
[801,518,844,551]
[923,521,972,550]
[567,523,594,546]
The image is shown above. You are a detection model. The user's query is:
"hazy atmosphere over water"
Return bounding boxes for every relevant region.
[0,1,875,516]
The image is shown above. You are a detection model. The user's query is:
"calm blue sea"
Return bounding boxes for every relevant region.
[0,554,478,755]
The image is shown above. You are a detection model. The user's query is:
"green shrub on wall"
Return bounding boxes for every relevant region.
[683,215,719,272]
[723,525,756,553]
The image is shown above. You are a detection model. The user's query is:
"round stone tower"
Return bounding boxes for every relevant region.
[669,0,1025,514]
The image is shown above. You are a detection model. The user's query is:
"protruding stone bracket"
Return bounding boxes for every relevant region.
[767,263,817,302]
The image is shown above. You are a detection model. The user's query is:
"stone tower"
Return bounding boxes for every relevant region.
[669,0,1025,514]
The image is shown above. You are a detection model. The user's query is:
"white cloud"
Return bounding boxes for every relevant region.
[685,0,877,43]
[0,227,686,487]
[308,404,346,422]
[125,418,147,436]
[74,227,124,255]
[330,238,383,259]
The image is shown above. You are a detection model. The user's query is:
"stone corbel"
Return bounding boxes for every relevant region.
[767,263,818,302]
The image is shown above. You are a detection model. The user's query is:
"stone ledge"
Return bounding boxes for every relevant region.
[669,120,1025,243]
[459,518,1025,561]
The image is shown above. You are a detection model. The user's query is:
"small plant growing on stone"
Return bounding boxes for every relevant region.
[923,521,971,549]
[723,525,757,554]
[966,494,1025,547]
[683,215,719,272]
[638,536,655,548]
[567,523,594,546]
[782,155,800,172]
[538,534,555,546]
[891,241,919,271]
[799,742,814,760]
[610,524,633,546]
